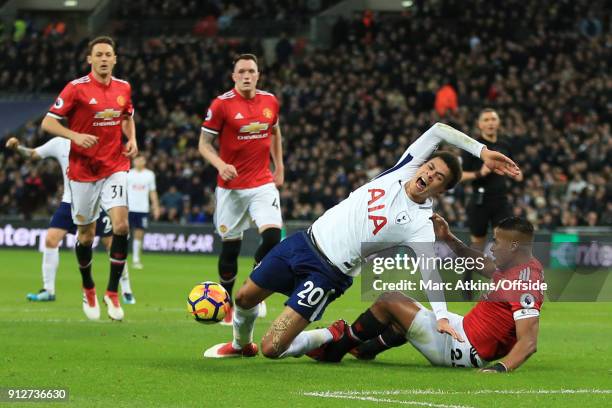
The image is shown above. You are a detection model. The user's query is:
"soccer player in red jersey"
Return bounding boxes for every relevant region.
[41,36,137,321]
[199,54,284,324]
[310,215,543,372]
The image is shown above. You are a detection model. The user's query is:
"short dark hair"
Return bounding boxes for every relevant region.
[431,151,462,190]
[478,108,498,120]
[88,36,115,55]
[496,217,534,237]
[233,53,258,69]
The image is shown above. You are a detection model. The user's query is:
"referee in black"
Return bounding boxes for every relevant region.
[461,108,523,299]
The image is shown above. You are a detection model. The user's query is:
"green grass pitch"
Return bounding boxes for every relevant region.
[1,248,611,407]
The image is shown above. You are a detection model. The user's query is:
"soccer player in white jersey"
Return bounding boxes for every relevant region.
[5,137,133,307]
[127,156,159,272]
[204,122,520,358]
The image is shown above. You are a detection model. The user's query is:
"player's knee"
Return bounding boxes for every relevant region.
[77,231,95,246]
[113,219,129,235]
[45,234,61,248]
[260,338,285,359]
[234,287,257,309]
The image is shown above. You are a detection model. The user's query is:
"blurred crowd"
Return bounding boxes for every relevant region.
[1,0,610,229]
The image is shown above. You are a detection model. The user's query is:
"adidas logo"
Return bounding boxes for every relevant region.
[234,112,244,119]
[89,98,98,105]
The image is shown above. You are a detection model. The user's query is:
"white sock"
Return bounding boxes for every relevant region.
[42,246,59,295]
[120,263,132,294]
[278,328,333,358]
[232,304,259,349]
[133,239,142,263]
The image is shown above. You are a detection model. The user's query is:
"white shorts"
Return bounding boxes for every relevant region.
[68,171,128,225]
[214,183,282,240]
[407,306,484,368]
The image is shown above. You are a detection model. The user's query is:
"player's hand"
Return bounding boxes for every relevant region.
[5,137,20,150]
[73,133,98,148]
[218,163,238,181]
[123,139,138,158]
[479,163,491,177]
[437,318,464,342]
[273,165,284,187]
[430,213,452,241]
[480,148,520,178]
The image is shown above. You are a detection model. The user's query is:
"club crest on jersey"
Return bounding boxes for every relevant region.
[54,97,64,109]
[367,188,387,235]
[219,225,228,234]
[239,122,269,134]
[94,109,122,120]
[262,108,273,119]
[395,210,411,224]
[116,95,126,106]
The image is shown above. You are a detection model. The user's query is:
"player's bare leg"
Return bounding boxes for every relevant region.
[260,306,336,359]
[104,206,129,321]
[76,222,99,320]
[27,228,67,302]
[204,278,273,358]
[132,228,144,269]
[254,224,282,318]
[260,307,310,358]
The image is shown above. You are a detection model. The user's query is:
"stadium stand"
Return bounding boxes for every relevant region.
[1,0,610,228]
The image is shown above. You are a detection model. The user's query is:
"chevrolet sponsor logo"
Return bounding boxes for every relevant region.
[239,122,269,134]
[94,109,122,120]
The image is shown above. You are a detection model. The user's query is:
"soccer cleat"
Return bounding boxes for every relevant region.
[27,289,56,302]
[132,262,143,270]
[328,319,349,342]
[103,291,124,321]
[306,319,349,362]
[349,346,377,361]
[82,288,100,320]
[122,292,136,304]
[258,300,267,318]
[203,342,258,358]
[219,306,234,326]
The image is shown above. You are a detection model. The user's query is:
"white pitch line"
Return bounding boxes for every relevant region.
[305,389,612,396]
[302,392,473,408]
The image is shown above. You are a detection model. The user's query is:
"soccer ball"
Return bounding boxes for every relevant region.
[187,282,231,324]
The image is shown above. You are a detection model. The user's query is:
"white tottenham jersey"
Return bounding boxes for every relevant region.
[34,137,71,203]
[127,169,156,213]
[311,123,485,319]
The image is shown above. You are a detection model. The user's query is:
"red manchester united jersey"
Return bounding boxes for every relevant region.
[463,258,544,361]
[47,73,134,182]
[201,88,279,189]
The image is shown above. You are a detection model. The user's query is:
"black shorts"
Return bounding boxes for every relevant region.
[466,198,511,238]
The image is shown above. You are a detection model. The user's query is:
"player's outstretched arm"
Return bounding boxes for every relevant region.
[198,130,237,181]
[430,213,496,278]
[41,115,98,148]
[480,317,539,373]
[5,137,40,160]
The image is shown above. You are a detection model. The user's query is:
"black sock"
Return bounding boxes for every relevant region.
[254,228,281,264]
[356,326,407,359]
[75,241,94,289]
[323,309,387,362]
[108,234,128,293]
[218,240,241,302]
